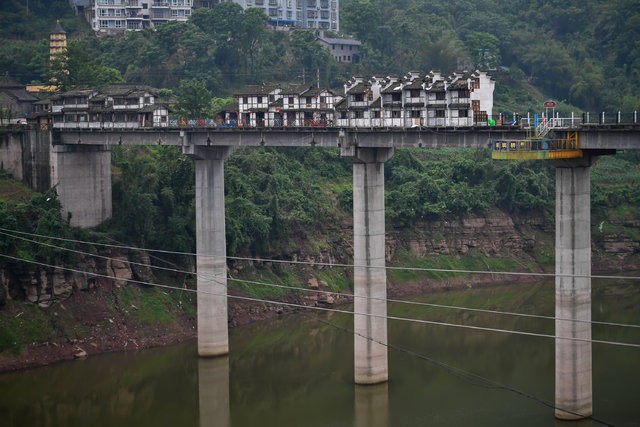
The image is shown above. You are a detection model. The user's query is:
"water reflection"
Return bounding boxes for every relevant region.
[0,280,638,426]
[355,383,389,427]
[198,357,230,427]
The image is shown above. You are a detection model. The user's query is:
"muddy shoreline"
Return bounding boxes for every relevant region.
[0,263,631,374]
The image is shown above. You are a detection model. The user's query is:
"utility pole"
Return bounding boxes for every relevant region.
[317,68,320,88]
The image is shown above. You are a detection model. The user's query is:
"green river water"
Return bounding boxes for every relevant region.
[0,278,638,427]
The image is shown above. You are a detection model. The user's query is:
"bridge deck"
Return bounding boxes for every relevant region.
[53,125,640,151]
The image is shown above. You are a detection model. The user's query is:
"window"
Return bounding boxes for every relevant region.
[435,110,445,118]
[257,96,263,103]
[459,110,469,117]
[373,110,380,118]
[288,97,294,105]
[410,89,420,98]
[411,110,421,118]
[459,89,470,98]
[436,92,445,100]
[242,97,248,104]
[354,94,364,102]
[354,111,364,119]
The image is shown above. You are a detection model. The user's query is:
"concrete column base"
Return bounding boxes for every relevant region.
[553,160,592,420]
[343,146,394,384]
[50,144,112,228]
[184,146,234,357]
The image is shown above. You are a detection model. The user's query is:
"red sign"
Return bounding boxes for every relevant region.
[543,100,558,108]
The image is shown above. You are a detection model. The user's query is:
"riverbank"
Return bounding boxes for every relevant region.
[0,257,637,374]
[0,267,544,374]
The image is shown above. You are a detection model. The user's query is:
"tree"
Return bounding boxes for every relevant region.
[174,79,213,118]
[466,32,501,69]
[49,41,125,91]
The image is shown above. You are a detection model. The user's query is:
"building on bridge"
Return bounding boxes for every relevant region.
[336,70,495,127]
[51,85,169,128]
[235,84,340,127]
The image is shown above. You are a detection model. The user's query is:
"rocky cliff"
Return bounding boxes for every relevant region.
[0,208,638,372]
[2,208,639,309]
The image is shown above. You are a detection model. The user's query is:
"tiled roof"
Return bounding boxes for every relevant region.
[101,84,157,96]
[0,74,24,89]
[403,79,424,90]
[317,36,361,46]
[334,98,347,110]
[1,88,40,103]
[346,82,369,95]
[51,21,66,34]
[235,84,280,96]
[280,84,310,95]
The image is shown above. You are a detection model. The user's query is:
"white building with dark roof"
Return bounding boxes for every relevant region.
[86,0,194,34]
[230,0,339,30]
[317,35,361,64]
[52,85,169,128]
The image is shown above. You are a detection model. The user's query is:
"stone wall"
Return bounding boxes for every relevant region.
[0,249,154,307]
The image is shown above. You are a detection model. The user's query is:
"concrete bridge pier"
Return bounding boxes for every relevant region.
[50,144,112,228]
[183,144,234,357]
[552,158,593,420]
[342,142,394,384]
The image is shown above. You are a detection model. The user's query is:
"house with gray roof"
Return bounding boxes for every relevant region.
[0,74,40,123]
[317,35,362,64]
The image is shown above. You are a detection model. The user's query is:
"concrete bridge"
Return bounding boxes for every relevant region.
[5,124,640,420]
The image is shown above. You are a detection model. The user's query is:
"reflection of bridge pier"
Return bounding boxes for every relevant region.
[355,383,389,427]
[198,357,230,427]
[552,157,593,420]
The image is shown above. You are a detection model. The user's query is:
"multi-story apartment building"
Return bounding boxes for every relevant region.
[86,0,194,34]
[79,0,338,33]
[232,0,339,31]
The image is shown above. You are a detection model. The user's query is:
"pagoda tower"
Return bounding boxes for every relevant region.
[49,20,67,64]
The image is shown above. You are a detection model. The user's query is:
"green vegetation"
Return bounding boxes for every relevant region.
[1,0,639,353]
[119,284,193,324]
[2,0,639,112]
[389,248,524,283]
[0,302,55,353]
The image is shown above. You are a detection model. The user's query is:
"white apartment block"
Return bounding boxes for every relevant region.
[87,0,194,33]
[231,0,339,31]
[79,0,338,33]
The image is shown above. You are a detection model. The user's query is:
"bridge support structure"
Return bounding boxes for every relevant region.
[183,144,234,357]
[342,143,394,384]
[50,144,112,228]
[552,157,593,420]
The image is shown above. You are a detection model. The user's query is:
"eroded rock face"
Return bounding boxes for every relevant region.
[0,250,155,306]
[392,208,529,260]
